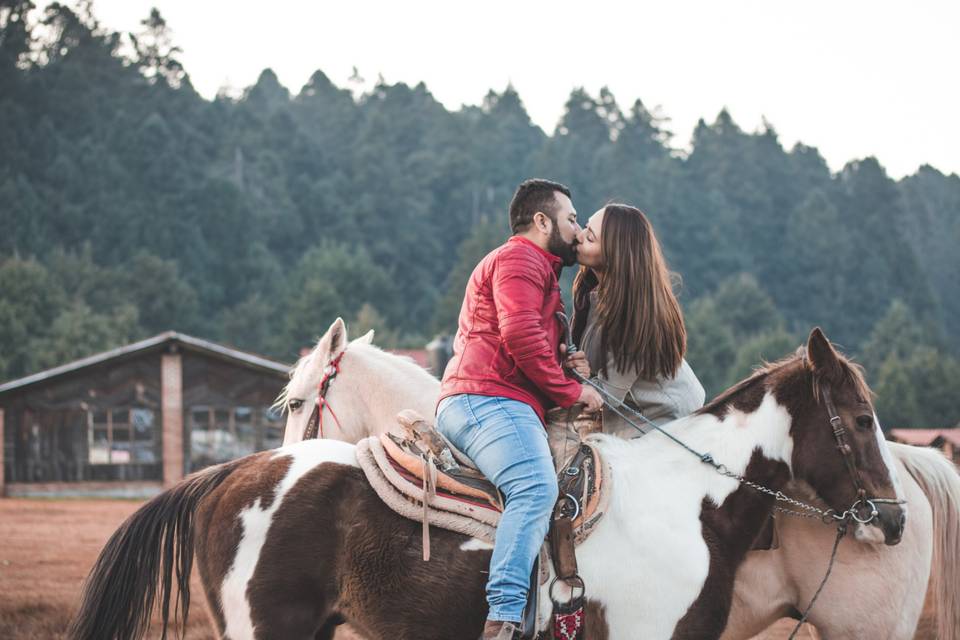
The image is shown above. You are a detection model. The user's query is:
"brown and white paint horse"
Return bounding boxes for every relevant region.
[71,328,912,639]
[279,318,959,640]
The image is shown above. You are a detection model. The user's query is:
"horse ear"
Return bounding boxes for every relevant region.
[354,329,375,345]
[322,317,347,357]
[807,327,842,380]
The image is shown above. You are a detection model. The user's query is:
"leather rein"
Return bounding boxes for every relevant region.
[301,350,346,440]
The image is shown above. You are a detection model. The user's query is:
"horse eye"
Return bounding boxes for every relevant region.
[856,415,873,430]
[288,399,304,411]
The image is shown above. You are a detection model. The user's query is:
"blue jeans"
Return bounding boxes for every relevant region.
[436,394,558,623]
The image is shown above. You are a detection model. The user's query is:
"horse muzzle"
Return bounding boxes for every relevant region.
[851,500,905,545]
[873,501,907,546]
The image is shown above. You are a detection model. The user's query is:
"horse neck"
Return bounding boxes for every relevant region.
[619,391,796,503]
[335,346,440,440]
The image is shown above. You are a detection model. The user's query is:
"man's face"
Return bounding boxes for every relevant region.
[545,193,580,267]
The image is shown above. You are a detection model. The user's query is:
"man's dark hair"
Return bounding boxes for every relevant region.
[508,179,571,234]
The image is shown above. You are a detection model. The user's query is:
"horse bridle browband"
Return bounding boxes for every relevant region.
[302,350,346,440]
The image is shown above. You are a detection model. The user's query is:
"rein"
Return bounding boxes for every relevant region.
[572,369,890,525]
[302,350,346,440]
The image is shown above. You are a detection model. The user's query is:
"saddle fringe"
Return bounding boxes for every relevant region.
[357,438,499,543]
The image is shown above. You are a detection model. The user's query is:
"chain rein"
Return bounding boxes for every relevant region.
[571,369,888,526]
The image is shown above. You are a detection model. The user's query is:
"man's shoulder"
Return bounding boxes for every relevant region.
[495,238,550,271]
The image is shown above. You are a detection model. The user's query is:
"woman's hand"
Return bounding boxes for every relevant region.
[560,344,591,379]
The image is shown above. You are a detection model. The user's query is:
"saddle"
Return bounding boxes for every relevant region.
[357,410,608,551]
[355,409,609,639]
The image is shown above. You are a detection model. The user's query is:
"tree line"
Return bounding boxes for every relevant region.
[1,1,958,427]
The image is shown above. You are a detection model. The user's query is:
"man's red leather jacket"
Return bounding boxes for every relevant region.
[438,236,582,423]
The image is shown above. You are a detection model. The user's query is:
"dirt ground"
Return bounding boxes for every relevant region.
[0,498,816,639]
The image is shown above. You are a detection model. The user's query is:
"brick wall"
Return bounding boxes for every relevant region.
[161,353,183,487]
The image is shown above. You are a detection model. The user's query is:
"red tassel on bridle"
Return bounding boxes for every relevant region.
[315,350,346,439]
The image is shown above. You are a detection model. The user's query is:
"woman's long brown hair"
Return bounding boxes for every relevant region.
[572,204,686,380]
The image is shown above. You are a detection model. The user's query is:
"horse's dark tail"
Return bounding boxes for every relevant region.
[68,459,243,640]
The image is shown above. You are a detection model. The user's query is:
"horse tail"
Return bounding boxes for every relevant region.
[67,458,244,640]
[892,442,960,640]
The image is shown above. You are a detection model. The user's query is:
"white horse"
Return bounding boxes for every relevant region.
[278,318,960,640]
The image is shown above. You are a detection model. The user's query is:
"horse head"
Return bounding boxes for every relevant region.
[780,327,907,545]
[275,317,375,445]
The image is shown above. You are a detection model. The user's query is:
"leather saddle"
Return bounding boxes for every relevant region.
[386,409,606,536]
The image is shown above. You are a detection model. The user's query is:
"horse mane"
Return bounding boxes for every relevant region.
[698,345,873,416]
[348,341,436,381]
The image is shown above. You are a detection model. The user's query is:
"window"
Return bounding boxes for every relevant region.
[235,407,256,458]
[131,409,157,463]
[87,408,157,466]
[187,405,287,472]
[89,410,110,464]
[262,407,284,450]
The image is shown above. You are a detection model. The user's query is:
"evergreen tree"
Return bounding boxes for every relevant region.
[432,216,509,334]
[130,7,185,88]
[0,1,956,428]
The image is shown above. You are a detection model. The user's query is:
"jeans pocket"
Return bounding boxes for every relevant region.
[437,395,474,449]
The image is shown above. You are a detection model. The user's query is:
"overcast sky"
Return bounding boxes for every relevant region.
[66,0,959,179]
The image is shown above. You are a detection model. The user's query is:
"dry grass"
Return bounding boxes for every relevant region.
[0,498,815,639]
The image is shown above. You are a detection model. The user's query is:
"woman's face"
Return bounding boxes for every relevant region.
[576,208,605,270]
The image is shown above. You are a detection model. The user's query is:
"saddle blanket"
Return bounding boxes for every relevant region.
[355,433,611,548]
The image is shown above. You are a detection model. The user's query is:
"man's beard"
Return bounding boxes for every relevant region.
[547,225,578,267]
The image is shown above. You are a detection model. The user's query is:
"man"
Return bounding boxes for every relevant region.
[436,179,603,640]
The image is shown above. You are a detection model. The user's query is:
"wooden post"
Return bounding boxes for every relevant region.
[161,352,184,487]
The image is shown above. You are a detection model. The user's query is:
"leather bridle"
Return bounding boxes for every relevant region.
[819,383,905,524]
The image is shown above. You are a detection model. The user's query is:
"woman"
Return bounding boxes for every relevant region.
[570,203,705,438]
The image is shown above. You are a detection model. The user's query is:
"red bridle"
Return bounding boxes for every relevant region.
[302,350,346,440]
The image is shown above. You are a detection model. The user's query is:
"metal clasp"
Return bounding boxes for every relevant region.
[849,499,879,525]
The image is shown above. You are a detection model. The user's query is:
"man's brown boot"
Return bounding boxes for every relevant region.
[480,619,521,640]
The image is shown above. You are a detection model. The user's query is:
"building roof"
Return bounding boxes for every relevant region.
[0,332,292,396]
[889,428,960,447]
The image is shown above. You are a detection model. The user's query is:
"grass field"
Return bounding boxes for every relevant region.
[0,498,820,639]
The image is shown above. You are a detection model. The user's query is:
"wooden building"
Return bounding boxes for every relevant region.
[0,332,290,498]
[889,428,960,465]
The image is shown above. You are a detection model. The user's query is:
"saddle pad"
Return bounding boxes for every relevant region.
[357,437,499,544]
[355,436,611,547]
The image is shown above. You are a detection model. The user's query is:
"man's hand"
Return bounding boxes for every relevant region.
[560,343,591,379]
[577,383,603,413]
